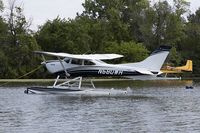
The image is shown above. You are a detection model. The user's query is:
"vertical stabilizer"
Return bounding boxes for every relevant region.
[175,60,193,72]
[124,46,171,72]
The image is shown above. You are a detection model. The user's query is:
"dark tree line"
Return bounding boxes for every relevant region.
[0,0,200,78]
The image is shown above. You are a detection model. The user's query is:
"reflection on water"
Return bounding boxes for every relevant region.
[0,80,200,132]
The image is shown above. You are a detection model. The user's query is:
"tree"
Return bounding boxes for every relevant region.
[0,0,9,46]
[134,0,189,68]
[0,0,41,78]
[36,17,92,53]
[0,0,11,77]
[104,41,149,63]
[0,0,3,11]
[7,0,32,46]
[181,8,200,76]
[82,0,131,43]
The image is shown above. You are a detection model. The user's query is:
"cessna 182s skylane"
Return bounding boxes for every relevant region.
[25,45,171,95]
[37,45,171,78]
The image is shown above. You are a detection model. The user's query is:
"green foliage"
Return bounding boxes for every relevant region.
[0,34,41,78]
[104,41,149,63]
[180,8,200,76]
[0,0,3,12]
[82,0,131,43]
[1,0,200,78]
[0,0,41,79]
[167,47,182,66]
[0,49,10,77]
[149,0,187,49]
[36,17,92,53]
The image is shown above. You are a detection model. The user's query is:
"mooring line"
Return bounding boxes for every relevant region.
[0,65,43,87]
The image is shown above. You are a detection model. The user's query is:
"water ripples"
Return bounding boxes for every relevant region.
[0,81,200,132]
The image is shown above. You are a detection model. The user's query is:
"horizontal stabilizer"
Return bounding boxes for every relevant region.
[135,68,154,75]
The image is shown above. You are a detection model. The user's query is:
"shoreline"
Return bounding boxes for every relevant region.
[0,78,135,83]
[0,77,196,83]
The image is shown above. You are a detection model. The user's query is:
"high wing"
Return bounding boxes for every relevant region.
[34,51,123,60]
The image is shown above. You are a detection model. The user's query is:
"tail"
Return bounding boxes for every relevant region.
[175,60,193,72]
[124,45,171,73]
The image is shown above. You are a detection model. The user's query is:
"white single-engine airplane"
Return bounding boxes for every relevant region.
[25,45,171,96]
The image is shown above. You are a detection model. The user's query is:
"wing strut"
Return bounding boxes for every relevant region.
[41,55,46,62]
[57,56,70,77]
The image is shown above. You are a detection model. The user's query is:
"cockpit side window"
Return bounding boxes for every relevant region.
[71,59,82,65]
[84,60,95,65]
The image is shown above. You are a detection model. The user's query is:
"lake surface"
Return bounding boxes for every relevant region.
[0,80,200,133]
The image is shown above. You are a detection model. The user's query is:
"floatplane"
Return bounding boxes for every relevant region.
[25,45,171,96]
[161,60,193,74]
[155,60,193,79]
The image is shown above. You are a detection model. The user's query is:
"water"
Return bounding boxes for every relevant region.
[0,80,200,133]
